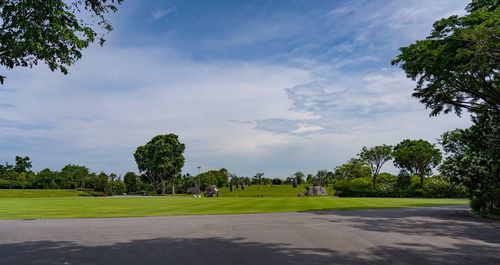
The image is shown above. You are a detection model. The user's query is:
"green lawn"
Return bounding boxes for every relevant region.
[0,189,91,198]
[218,184,335,197]
[0,196,468,219]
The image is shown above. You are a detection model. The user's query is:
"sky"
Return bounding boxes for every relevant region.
[0,0,472,177]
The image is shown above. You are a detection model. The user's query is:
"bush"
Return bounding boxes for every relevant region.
[423,176,466,198]
[470,188,500,218]
[334,175,466,198]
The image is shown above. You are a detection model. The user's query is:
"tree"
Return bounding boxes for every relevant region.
[123,172,138,193]
[133,134,185,194]
[392,0,500,116]
[252,173,264,185]
[314,170,333,187]
[393,139,442,187]
[0,0,124,84]
[440,111,500,216]
[359,145,393,188]
[333,158,371,180]
[293,171,305,184]
[196,168,229,189]
[59,164,90,189]
[14,156,31,173]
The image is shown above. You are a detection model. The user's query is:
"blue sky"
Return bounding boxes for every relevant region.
[0,0,471,177]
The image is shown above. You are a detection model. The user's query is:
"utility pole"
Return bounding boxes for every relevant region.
[197,166,201,194]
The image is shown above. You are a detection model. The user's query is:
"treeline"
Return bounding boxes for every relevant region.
[0,156,125,196]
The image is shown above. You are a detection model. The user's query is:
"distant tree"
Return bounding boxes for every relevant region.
[134,134,185,194]
[14,156,32,173]
[32,168,58,189]
[0,0,124,84]
[334,158,371,180]
[94,172,109,192]
[392,0,500,116]
[197,168,229,189]
[315,170,333,187]
[359,145,393,188]
[293,171,305,184]
[252,173,264,185]
[60,164,90,189]
[272,178,283,185]
[393,139,442,187]
[124,172,138,193]
[306,174,314,184]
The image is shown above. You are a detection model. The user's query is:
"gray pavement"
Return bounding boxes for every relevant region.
[0,205,499,265]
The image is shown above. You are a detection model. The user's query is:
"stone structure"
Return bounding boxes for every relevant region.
[204,185,219,197]
[305,186,328,196]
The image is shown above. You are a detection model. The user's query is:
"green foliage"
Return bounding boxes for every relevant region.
[422,176,467,198]
[393,139,442,187]
[134,134,186,194]
[359,145,393,188]
[440,111,500,217]
[334,175,465,198]
[0,0,123,84]
[0,156,126,195]
[334,158,371,180]
[14,156,32,173]
[196,168,229,189]
[313,170,333,187]
[392,0,500,116]
[293,171,305,184]
[123,172,138,193]
[251,172,265,185]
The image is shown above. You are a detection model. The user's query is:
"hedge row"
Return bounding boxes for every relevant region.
[333,174,466,198]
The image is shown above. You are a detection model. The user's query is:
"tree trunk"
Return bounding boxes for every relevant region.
[420,175,424,188]
[161,180,166,194]
[172,183,175,195]
[373,175,376,189]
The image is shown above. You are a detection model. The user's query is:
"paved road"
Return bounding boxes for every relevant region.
[0,205,499,265]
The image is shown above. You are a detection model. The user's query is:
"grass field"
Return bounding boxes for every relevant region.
[0,195,467,219]
[218,184,335,197]
[0,189,91,198]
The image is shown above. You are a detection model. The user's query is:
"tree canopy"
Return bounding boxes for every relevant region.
[392,0,499,116]
[358,145,393,188]
[333,158,371,180]
[134,134,185,194]
[393,139,442,187]
[0,0,123,84]
[440,111,500,216]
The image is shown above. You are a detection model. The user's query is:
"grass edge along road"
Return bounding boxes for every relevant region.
[0,196,468,220]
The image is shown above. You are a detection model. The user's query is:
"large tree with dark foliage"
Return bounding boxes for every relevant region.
[393,139,442,187]
[134,134,185,194]
[393,0,499,217]
[440,111,500,217]
[392,0,499,116]
[0,0,123,84]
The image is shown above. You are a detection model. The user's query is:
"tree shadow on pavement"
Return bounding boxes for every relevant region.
[310,205,500,244]
[1,236,499,265]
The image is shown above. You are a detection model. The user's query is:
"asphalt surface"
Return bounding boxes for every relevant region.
[0,205,499,265]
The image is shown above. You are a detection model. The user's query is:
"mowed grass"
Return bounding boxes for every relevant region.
[0,189,91,198]
[218,184,335,197]
[0,196,467,220]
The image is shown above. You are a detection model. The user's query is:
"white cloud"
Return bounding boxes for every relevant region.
[0,0,474,177]
[151,8,174,19]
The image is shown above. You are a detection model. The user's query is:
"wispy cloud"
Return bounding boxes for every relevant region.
[151,8,174,19]
[0,0,472,176]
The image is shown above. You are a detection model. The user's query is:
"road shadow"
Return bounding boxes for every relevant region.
[0,236,499,265]
[310,205,500,244]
